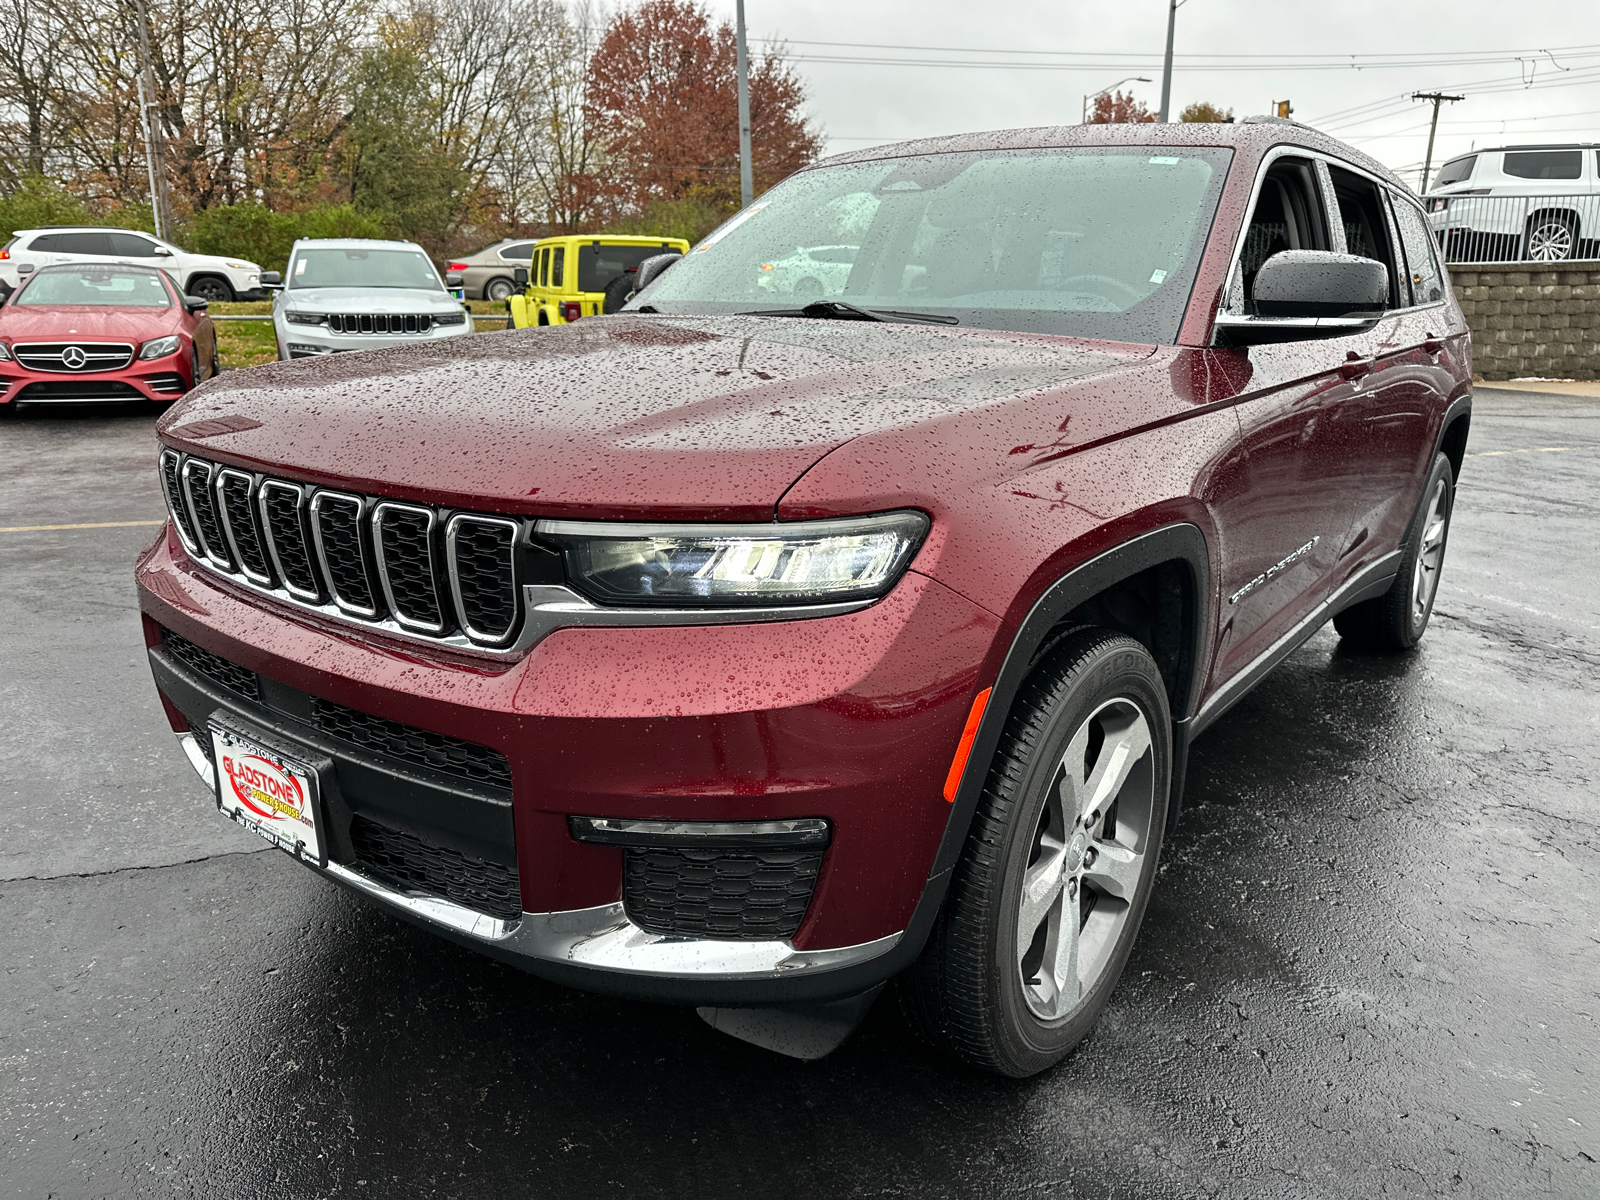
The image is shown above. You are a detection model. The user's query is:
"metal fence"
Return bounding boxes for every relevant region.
[1427,191,1600,264]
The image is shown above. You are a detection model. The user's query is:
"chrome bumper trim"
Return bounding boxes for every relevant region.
[175,729,899,980]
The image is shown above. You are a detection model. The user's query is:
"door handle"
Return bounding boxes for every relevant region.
[1423,334,1446,358]
[1338,353,1374,380]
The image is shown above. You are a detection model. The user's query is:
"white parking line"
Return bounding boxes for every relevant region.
[1465,445,1600,458]
[0,520,165,534]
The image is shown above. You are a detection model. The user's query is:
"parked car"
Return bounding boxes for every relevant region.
[0,262,217,410]
[757,244,859,298]
[269,238,473,360]
[446,238,537,302]
[1424,143,1600,261]
[507,234,689,327]
[0,226,264,302]
[138,121,1471,1077]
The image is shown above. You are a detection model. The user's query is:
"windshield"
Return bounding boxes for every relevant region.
[634,147,1231,342]
[288,247,442,290]
[16,266,173,307]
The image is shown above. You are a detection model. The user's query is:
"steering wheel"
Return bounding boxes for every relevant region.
[1057,274,1146,304]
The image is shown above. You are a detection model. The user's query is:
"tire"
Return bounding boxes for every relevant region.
[1334,452,1455,651]
[187,275,234,303]
[1525,213,1578,262]
[898,629,1171,1077]
[792,276,823,299]
[189,346,201,393]
[486,277,515,302]
[210,339,221,378]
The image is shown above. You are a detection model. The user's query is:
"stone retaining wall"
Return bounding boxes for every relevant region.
[1447,264,1600,380]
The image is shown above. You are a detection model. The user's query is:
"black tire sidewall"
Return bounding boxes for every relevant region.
[1398,453,1456,644]
[983,634,1171,1073]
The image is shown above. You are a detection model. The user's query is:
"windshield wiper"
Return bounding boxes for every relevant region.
[736,300,958,325]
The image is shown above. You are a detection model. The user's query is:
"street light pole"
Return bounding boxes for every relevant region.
[736,0,753,208]
[1158,0,1187,122]
[1413,91,1464,193]
[1083,76,1151,123]
[130,0,172,240]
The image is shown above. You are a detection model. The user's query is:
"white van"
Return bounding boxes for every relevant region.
[1424,144,1600,262]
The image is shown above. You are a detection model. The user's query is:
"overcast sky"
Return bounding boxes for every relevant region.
[699,0,1600,190]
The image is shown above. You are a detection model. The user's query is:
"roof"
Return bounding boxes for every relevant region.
[289,238,424,249]
[809,120,1407,194]
[1443,144,1599,157]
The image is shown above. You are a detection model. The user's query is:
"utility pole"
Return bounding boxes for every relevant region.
[1413,91,1464,193]
[1158,0,1187,122]
[130,0,173,240]
[736,0,753,208]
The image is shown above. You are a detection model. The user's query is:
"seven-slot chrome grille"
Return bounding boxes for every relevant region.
[159,449,525,653]
[327,313,435,335]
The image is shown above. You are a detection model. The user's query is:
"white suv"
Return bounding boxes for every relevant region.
[271,238,473,360]
[1425,144,1600,262]
[0,227,264,301]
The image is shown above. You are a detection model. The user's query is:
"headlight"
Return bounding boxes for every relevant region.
[537,511,929,608]
[284,311,324,326]
[138,335,181,360]
[434,311,468,326]
[225,261,254,270]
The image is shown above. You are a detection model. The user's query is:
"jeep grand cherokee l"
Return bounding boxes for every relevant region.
[137,121,1471,1077]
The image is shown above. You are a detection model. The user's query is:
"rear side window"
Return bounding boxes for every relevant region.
[1431,156,1476,187]
[55,232,114,254]
[538,247,550,288]
[551,247,565,289]
[107,232,160,257]
[578,244,674,293]
[1329,165,1402,309]
[1387,196,1446,307]
[27,234,60,252]
[1503,150,1582,180]
[498,242,534,261]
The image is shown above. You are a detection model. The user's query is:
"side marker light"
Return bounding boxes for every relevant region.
[943,686,993,803]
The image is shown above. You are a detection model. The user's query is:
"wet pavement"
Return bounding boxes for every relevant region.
[2,389,1597,1199]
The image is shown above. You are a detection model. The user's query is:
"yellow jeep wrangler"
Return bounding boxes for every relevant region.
[507,234,690,328]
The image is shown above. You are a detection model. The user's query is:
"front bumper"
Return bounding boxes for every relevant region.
[275,317,474,359]
[0,357,191,404]
[138,524,1003,1003]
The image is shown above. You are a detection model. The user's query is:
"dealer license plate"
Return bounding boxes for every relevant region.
[209,720,326,867]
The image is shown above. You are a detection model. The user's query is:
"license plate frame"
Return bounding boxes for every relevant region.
[209,716,328,868]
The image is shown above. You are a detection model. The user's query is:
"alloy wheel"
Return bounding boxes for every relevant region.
[1016,697,1155,1021]
[1411,477,1449,626]
[1527,220,1575,262]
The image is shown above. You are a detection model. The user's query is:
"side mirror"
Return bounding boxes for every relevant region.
[632,252,682,296]
[259,271,282,288]
[184,295,209,313]
[1213,250,1387,344]
[513,266,528,288]
[445,272,463,288]
[153,247,174,257]
[17,263,35,275]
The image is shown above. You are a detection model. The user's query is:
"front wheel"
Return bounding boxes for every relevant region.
[486,277,515,302]
[898,629,1171,1077]
[187,275,234,303]
[1334,452,1455,651]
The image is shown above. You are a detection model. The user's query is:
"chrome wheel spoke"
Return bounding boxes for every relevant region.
[1039,886,1081,1012]
[1083,840,1142,900]
[1017,841,1068,961]
[1076,711,1152,827]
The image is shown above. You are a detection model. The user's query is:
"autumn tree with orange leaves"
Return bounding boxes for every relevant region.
[1085,90,1157,124]
[580,0,822,235]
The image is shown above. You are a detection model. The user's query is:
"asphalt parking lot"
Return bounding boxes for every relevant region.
[2,387,1597,1200]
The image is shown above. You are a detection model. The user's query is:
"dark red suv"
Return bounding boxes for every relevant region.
[138,122,1470,1077]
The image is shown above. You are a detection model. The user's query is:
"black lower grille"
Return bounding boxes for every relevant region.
[161,628,261,701]
[350,816,521,920]
[310,697,512,791]
[622,847,823,940]
[16,380,142,400]
[145,373,186,395]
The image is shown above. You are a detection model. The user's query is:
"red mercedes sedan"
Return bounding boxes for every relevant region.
[137,121,1472,1076]
[0,262,218,410]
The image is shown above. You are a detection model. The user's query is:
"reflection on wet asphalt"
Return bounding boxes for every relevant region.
[2,389,1596,1198]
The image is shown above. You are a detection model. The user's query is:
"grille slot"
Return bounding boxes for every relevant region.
[259,481,324,601]
[622,847,823,941]
[159,452,527,651]
[310,697,512,790]
[160,627,261,701]
[310,492,380,617]
[180,458,233,569]
[349,816,521,920]
[448,516,519,644]
[159,449,199,551]
[374,503,446,632]
[13,341,135,372]
[215,469,273,584]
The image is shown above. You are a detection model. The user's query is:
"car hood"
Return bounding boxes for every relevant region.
[278,287,459,314]
[158,315,1156,520]
[0,304,179,340]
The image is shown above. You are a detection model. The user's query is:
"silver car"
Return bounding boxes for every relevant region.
[447,238,537,302]
[271,239,474,360]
